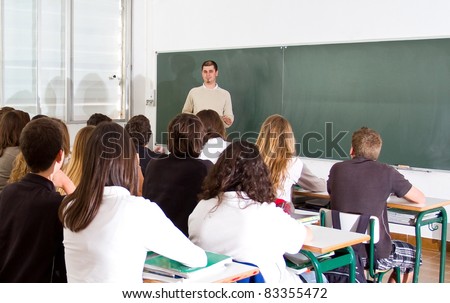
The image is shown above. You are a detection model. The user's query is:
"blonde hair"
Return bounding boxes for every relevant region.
[255,114,296,191]
[64,126,95,187]
[352,127,382,160]
[8,152,30,183]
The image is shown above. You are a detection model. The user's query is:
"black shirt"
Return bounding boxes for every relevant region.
[136,145,161,177]
[143,154,213,236]
[0,173,66,282]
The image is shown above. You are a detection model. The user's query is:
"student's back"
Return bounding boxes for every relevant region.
[142,113,212,236]
[0,118,71,282]
[0,175,65,282]
[60,122,206,282]
[144,155,212,236]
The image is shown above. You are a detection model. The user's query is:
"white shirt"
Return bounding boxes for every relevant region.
[63,186,206,282]
[277,157,327,202]
[198,137,230,164]
[188,192,307,283]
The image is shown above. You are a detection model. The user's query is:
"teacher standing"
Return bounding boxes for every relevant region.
[182,60,234,128]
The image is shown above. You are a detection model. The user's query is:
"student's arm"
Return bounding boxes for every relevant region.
[403,186,426,205]
[298,164,327,192]
[304,225,313,243]
[52,170,76,195]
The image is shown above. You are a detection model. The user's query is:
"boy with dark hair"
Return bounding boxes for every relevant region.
[327,126,425,282]
[86,112,112,126]
[0,117,75,282]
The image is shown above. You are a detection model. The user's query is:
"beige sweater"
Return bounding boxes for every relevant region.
[182,84,234,127]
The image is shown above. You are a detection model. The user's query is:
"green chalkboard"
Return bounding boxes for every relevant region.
[156,47,283,145]
[156,39,450,170]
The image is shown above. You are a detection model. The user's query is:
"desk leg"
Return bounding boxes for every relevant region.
[439,208,447,283]
[300,248,356,283]
[414,217,423,283]
[414,207,447,283]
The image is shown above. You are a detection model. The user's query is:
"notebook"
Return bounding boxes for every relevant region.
[144,251,233,279]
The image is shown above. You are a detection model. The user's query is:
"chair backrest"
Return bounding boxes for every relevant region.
[319,208,380,243]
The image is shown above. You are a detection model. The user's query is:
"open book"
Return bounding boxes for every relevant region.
[144,251,233,279]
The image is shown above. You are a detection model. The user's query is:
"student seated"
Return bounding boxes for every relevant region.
[124,114,161,177]
[196,109,230,164]
[86,112,112,126]
[189,140,320,283]
[143,113,213,236]
[59,122,206,282]
[64,125,95,187]
[0,117,75,282]
[256,114,326,210]
[0,111,29,192]
[327,127,425,283]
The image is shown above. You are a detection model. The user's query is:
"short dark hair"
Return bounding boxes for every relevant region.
[86,113,112,126]
[199,140,276,204]
[167,113,205,158]
[124,115,152,146]
[201,60,218,71]
[20,117,63,173]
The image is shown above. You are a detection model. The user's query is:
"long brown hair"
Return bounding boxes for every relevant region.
[255,114,296,191]
[59,122,139,232]
[199,140,276,205]
[0,111,28,157]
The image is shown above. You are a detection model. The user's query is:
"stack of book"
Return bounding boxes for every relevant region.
[387,209,439,226]
[143,251,232,282]
[290,211,320,225]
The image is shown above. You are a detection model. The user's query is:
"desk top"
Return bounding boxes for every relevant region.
[302,225,370,254]
[143,262,259,283]
[293,189,450,212]
[386,196,450,212]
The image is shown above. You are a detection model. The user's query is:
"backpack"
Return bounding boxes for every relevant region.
[323,210,369,283]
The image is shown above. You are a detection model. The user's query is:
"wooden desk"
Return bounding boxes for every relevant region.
[300,225,370,283]
[387,196,450,283]
[143,262,260,283]
[293,188,450,283]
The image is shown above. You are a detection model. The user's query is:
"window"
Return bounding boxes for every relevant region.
[0,0,129,122]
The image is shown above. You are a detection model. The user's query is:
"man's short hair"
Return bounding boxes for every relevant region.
[86,113,112,126]
[201,60,218,71]
[351,127,382,161]
[20,117,63,173]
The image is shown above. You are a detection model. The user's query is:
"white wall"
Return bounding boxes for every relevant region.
[129,0,450,239]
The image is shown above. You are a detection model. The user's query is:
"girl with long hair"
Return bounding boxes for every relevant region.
[59,122,206,282]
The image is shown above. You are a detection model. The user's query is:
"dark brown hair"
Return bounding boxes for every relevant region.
[86,113,112,126]
[59,122,139,232]
[124,114,152,146]
[201,60,218,71]
[167,113,205,158]
[0,111,28,157]
[19,117,63,172]
[199,140,276,205]
[196,109,226,143]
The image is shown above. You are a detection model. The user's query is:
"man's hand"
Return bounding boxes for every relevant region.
[222,115,232,126]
